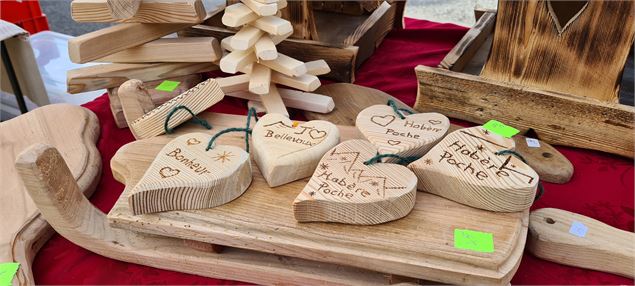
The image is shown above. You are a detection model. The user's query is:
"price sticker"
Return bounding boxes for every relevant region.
[155,80,181,92]
[525,138,541,148]
[569,221,588,238]
[483,120,520,138]
[0,263,20,286]
[454,229,494,253]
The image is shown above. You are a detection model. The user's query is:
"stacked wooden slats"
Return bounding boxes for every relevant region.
[218,0,331,116]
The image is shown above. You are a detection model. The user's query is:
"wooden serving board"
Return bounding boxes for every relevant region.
[0,104,101,285]
[108,112,527,285]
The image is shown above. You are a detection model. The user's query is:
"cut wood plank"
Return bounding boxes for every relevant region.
[219,49,256,74]
[107,112,529,285]
[68,3,224,63]
[108,74,203,128]
[14,143,416,286]
[222,2,259,27]
[415,65,635,158]
[528,208,635,278]
[230,26,264,50]
[67,62,217,94]
[248,63,271,94]
[260,53,307,77]
[97,37,221,63]
[254,35,277,60]
[72,0,205,23]
[106,0,141,19]
[128,78,225,139]
[481,1,635,103]
[118,79,154,128]
[228,88,334,113]
[306,83,574,184]
[439,11,495,71]
[271,72,319,92]
[253,16,292,36]
[1,105,100,285]
[259,84,288,116]
[217,74,250,93]
[305,59,330,76]
[293,139,416,225]
[241,0,278,16]
[129,133,252,215]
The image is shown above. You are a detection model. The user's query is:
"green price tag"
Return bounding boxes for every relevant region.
[482,120,519,138]
[454,229,494,253]
[155,80,181,92]
[0,263,20,286]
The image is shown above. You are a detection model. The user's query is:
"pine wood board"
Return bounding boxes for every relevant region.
[305,83,574,184]
[108,112,528,285]
[0,104,101,285]
[71,0,206,23]
[96,37,221,63]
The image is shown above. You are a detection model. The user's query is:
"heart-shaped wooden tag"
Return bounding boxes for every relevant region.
[252,113,340,187]
[356,105,450,161]
[408,126,539,212]
[293,140,417,225]
[129,132,252,215]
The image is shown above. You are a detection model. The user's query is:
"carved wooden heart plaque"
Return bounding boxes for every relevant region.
[408,126,538,212]
[252,113,339,187]
[129,132,252,215]
[356,105,450,161]
[293,140,417,225]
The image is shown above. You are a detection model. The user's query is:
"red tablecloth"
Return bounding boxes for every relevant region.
[33,18,634,285]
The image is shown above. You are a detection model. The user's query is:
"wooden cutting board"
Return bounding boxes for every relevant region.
[108,112,528,285]
[0,104,101,285]
[306,83,574,184]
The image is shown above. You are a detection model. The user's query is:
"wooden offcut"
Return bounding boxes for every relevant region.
[106,0,141,19]
[97,38,221,63]
[528,208,634,278]
[293,139,417,225]
[251,113,339,187]
[481,1,635,103]
[71,0,206,23]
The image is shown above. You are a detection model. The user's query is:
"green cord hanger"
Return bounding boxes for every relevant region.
[164,105,212,134]
[206,108,259,152]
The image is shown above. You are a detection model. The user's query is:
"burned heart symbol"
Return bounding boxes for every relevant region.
[159,167,180,178]
[370,114,395,127]
[309,129,327,139]
[428,120,442,125]
[186,138,201,145]
[387,140,401,146]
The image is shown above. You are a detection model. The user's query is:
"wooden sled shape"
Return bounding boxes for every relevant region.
[1,104,101,285]
[107,112,528,285]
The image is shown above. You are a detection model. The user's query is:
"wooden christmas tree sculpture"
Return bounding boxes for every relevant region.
[219,0,330,116]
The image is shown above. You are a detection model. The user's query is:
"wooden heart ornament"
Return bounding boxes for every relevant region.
[356,105,450,161]
[129,132,252,215]
[408,126,539,212]
[252,113,339,187]
[293,140,417,225]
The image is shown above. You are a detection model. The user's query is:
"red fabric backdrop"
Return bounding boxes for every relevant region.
[32,18,634,285]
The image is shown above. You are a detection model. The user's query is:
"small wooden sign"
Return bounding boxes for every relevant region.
[408,126,538,212]
[129,133,252,215]
[293,140,417,225]
[356,105,450,160]
[252,113,339,187]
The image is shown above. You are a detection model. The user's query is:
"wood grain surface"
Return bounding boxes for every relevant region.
[252,113,339,187]
[108,112,528,285]
[306,83,574,184]
[1,104,101,285]
[96,37,221,63]
[106,0,141,19]
[528,208,634,278]
[72,0,205,23]
[129,133,252,215]
[408,126,539,212]
[293,139,417,225]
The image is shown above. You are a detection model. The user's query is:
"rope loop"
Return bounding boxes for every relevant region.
[363,153,419,166]
[206,108,258,152]
[164,105,212,134]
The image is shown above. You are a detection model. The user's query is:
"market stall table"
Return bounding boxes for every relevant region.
[31,18,633,285]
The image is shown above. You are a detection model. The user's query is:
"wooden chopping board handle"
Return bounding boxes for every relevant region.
[528,208,635,278]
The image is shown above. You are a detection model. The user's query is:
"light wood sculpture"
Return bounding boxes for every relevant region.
[528,208,635,278]
[0,104,100,285]
[251,113,339,187]
[108,113,529,285]
[356,104,450,161]
[293,140,417,225]
[416,1,635,158]
[218,0,330,116]
[306,83,574,184]
[72,0,206,23]
[120,78,224,139]
[408,126,539,212]
[129,133,252,215]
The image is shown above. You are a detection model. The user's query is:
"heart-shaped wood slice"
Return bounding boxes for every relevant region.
[408,126,539,212]
[356,105,450,161]
[293,140,417,225]
[129,132,252,215]
[252,113,340,187]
